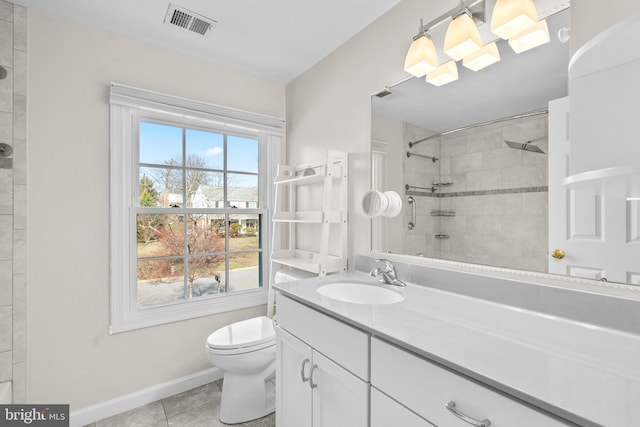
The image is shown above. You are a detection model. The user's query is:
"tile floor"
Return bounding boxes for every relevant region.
[86,380,275,427]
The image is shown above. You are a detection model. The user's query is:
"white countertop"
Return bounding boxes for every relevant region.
[274,271,640,427]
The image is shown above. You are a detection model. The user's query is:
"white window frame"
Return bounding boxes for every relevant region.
[109,83,283,333]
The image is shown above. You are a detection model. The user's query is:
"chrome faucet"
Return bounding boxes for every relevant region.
[370,259,406,287]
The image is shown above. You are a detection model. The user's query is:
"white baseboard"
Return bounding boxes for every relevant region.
[69,367,223,427]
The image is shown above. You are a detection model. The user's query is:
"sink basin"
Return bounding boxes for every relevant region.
[317,282,404,305]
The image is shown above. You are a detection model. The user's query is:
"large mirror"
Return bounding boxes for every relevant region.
[369,8,601,279]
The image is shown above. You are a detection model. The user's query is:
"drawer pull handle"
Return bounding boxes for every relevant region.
[300,358,310,383]
[309,364,319,389]
[445,401,491,427]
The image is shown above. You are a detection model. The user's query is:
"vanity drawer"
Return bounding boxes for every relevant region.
[371,338,568,427]
[371,388,433,427]
[275,293,369,381]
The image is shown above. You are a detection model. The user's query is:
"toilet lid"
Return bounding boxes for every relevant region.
[206,316,275,351]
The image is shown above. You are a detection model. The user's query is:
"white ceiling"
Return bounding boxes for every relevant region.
[10,0,402,83]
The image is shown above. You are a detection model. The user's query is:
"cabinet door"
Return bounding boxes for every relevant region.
[276,326,312,427]
[311,351,368,427]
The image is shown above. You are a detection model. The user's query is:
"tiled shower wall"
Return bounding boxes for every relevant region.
[0,0,27,404]
[404,114,548,273]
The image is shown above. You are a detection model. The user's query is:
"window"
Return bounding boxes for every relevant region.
[110,84,283,333]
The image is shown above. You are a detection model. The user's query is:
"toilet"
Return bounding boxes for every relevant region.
[206,315,276,424]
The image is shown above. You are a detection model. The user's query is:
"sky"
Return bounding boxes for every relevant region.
[139,121,259,188]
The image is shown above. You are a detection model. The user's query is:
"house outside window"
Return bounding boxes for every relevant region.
[110,84,283,333]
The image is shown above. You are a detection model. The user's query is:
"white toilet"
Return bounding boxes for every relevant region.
[206,315,276,424]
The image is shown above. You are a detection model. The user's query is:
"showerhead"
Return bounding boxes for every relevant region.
[504,139,546,154]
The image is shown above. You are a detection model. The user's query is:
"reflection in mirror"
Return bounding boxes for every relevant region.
[371,9,570,275]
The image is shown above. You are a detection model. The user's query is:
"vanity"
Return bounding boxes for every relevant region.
[273,255,640,427]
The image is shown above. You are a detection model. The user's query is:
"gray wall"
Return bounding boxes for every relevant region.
[0,0,26,404]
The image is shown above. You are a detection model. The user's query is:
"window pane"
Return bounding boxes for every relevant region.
[229,214,260,250]
[227,174,258,208]
[186,214,226,255]
[137,258,186,307]
[189,255,225,298]
[186,128,224,170]
[186,171,224,207]
[228,135,258,173]
[139,121,183,166]
[140,166,183,207]
[137,214,185,258]
[228,252,260,293]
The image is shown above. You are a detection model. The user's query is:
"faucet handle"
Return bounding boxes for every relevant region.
[375,258,395,273]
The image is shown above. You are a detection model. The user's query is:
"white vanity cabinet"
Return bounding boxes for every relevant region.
[275,294,369,427]
[371,338,569,427]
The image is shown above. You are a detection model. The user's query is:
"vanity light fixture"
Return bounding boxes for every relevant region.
[463,41,501,71]
[491,0,538,40]
[508,19,550,53]
[426,60,459,86]
[403,19,439,77]
[443,9,484,61]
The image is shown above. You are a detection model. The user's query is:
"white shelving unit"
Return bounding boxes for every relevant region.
[268,151,348,315]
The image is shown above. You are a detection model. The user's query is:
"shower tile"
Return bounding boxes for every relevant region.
[12,6,25,52]
[13,96,26,140]
[0,214,11,260]
[502,164,547,188]
[0,350,11,382]
[0,306,12,352]
[12,139,25,185]
[440,134,467,157]
[465,170,502,192]
[12,361,25,403]
[482,147,523,171]
[12,273,25,318]
[466,128,501,153]
[0,169,11,214]
[0,19,11,65]
[13,185,25,229]
[12,228,25,274]
[483,193,523,216]
[0,65,12,114]
[13,49,26,96]
[0,260,10,306]
[450,152,482,174]
[12,315,24,363]
[0,112,11,142]
[0,2,13,22]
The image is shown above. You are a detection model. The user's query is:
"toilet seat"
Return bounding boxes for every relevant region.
[207,316,275,355]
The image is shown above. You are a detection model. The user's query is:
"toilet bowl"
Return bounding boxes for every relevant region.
[206,316,276,424]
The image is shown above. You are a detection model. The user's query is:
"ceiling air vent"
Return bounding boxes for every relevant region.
[164,4,216,36]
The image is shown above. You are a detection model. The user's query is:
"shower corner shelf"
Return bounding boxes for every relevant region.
[435,234,450,239]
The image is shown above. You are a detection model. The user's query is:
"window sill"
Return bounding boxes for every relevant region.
[110,288,268,334]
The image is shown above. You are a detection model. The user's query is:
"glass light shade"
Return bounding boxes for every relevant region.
[403,34,439,77]
[462,42,501,71]
[426,61,458,86]
[491,0,538,39]
[508,19,550,53]
[443,13,483,61]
